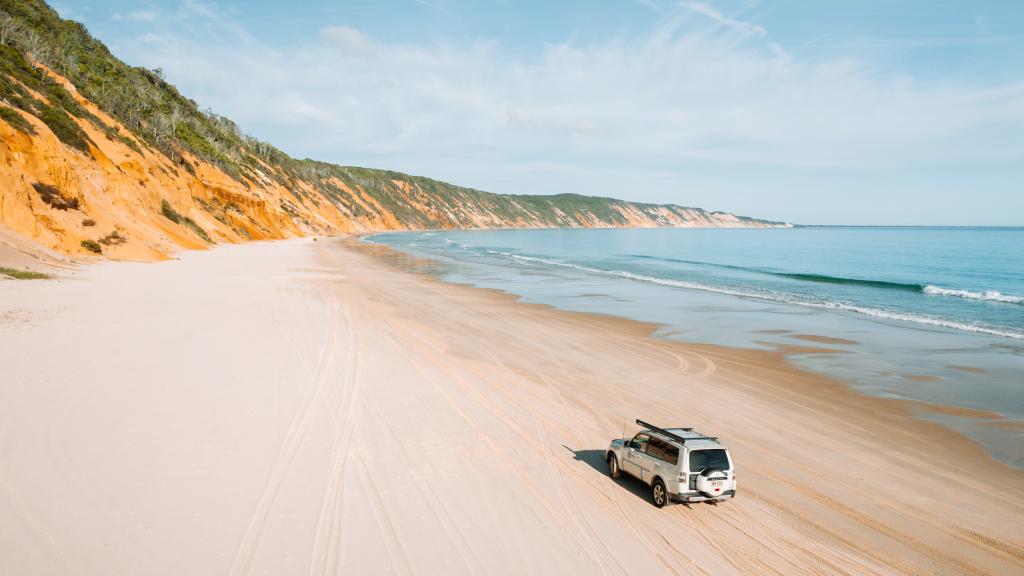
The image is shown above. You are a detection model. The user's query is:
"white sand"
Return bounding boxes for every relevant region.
[1,237,1021,575]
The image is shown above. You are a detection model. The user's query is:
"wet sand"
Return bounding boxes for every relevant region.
[788,334,861,345]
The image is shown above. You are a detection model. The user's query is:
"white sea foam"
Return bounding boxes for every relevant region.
[490,252,1024,339]
[923,285,1023,304]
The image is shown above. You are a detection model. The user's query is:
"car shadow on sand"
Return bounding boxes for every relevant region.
[563,446,667,506]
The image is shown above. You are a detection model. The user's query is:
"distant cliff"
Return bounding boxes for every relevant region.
[0,0,789,260]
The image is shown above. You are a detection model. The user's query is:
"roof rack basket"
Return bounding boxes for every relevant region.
[636,419,718,444]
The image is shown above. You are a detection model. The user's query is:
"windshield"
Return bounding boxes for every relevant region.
[689,449,730,472]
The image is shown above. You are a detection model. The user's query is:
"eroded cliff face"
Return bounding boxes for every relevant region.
[0,67,787,261]
[0,68,346,260]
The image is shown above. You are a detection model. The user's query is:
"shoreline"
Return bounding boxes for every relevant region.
[348,236,1024,476]
[356,233,1024,470]
[1,237,1021,574]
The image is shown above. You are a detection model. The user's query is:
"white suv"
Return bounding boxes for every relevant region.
[606,420,736,507]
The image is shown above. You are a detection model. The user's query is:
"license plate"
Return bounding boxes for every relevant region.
[711,481,723,488]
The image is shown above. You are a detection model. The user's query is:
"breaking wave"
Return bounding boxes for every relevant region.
[923,286,1024,304]
[630,255,923,292]
[489,251,1024,339]
[629,254,1022,303]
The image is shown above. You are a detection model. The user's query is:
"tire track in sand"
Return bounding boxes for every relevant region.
[395,333,626,574]
[532,417,620,576]
[956,527,1024,565]
[227,301,341,576]
[307,301,362,576]
[763,470,991,576]
[360,399,487,576]
[355,459,414,575]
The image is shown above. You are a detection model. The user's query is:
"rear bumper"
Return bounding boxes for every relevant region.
[672,489,736,503]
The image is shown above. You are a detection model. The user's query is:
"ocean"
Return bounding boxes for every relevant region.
[366,227,1024,467]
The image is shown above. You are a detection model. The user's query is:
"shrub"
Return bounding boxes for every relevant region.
[161,199,211,242]
[81,218,95,226]
[0,105,34,134]
[98,230,126,246]
[80,239,101,253]
[33,182,79,210]
[160,199,182,223]
[0,266,49,279]
[183,218,211,243]
[38,105,92,154]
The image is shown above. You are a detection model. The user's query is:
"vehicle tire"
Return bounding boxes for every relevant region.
[607,454,621,479]
[651,478,668,508]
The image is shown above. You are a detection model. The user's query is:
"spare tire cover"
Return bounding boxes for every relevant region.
[695,469,729,497]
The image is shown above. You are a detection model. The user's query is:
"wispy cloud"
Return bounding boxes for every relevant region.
[814,36,1021,49]
[411,0,454,15]
[677,1,766,37]
[631,0,665,14]
[320,25,375,51]
[113,10,160,23]
[52,3,89,20]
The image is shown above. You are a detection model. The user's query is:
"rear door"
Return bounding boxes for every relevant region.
[642,437,674,483]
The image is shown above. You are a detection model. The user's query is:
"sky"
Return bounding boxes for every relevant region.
[52,0,1024,225]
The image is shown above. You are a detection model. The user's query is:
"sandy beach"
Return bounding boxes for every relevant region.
[1,237,1022,575]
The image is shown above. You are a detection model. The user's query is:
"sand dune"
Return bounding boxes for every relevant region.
[1,237,1021,575]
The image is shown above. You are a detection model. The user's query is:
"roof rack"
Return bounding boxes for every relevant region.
[636,419,718,444]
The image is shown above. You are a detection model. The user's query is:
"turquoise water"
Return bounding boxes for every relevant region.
[367,227,1024,467]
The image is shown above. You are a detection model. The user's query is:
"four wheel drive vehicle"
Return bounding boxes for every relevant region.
[606,419,736,507]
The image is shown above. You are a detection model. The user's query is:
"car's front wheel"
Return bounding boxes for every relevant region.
[651,478,668,508]
[607,454,621,479]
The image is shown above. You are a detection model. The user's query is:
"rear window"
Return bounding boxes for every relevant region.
[689,449,730,472]
[645,437,679,465]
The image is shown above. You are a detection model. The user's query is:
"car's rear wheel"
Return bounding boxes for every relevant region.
[652,478,668,508]
[607,454,621,479]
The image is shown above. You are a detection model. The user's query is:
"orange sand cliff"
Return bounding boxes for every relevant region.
[0,68,352,260]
